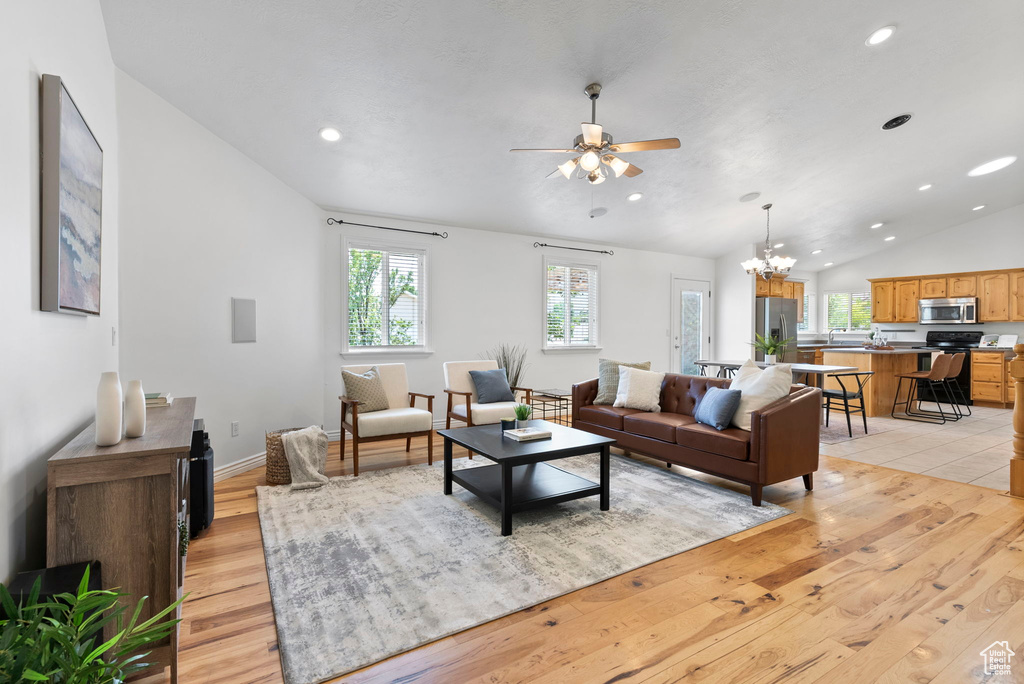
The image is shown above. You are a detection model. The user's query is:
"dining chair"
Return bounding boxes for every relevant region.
[823,371,874,437]
[891,353,956,424]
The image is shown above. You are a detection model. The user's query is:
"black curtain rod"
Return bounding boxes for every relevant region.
[326,217,448,239]
[534,242,614,255]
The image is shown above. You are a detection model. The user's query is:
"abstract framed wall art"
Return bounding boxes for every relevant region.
[41,74,103,315]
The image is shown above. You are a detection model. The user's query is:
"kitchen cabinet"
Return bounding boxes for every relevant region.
[1011,270,1024,321]
[769,277,784,297]
[972,351,1014,408]
[782,280,795,299]
[919,277,947,298]
[755,277,770,297]
[894,279,919,322]
[793,281,805,322]
[948,275,977,297]
[871,280,894,323]
[979,272,1010,321]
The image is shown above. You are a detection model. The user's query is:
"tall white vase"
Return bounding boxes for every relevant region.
[95,371,123,446]
[125,380,146,438]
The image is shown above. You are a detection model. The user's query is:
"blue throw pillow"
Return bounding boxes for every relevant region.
[694,387,742,431]
[468,368,515,404]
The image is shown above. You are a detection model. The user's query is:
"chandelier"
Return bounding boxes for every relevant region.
[741,203,796,280]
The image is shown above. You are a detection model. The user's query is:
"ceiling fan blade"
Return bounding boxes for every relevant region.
[510,148,578,153]
[623,163,643,177]
[581,123,603,146]
[608,138,681,153]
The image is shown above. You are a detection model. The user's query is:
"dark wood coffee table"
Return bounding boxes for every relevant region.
[439,419,616,536]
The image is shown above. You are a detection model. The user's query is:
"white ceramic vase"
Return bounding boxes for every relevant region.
[95,371,123,446]
[765,354,777,365]
[125,380,146,438]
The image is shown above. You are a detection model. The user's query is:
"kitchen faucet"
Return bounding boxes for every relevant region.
[828,328,839,345]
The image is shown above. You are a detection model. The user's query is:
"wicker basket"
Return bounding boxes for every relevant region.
[265,427,307,485]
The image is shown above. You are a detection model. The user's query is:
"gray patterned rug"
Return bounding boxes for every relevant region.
[256,454,791,684]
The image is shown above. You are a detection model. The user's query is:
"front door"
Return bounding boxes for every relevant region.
[670,278,711,375]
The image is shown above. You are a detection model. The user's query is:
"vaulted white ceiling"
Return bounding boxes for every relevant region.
[99,0,1024,267]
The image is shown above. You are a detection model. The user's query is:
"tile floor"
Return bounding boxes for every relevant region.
[820,403,1016,490]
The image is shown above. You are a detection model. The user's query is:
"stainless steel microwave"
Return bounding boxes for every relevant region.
[918,297,978,324]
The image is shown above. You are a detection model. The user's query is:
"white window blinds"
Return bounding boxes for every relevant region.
[544,259,599,348]
[826,291,871,330]
[346,243,426,349]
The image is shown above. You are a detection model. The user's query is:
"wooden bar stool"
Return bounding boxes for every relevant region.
[943,352,971,418]
[891,353,955,424]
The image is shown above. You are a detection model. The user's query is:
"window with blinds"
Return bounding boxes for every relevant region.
[544,259,599,349]
[825,291,871,330]
[345,242,427,350]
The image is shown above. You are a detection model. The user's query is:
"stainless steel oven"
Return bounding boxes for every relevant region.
[918,297,978,324]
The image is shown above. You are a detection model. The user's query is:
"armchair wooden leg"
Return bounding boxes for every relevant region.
[406,437,412,452]
[340,430,346,461]
[446,415,451,429]
[427,431,433,465]
[352,440,359,477]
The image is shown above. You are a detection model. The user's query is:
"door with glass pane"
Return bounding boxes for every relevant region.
[670,278,711,375]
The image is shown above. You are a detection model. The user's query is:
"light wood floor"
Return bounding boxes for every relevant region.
[169,435,1024,683]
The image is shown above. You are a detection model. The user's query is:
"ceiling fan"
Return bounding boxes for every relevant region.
[510,83,681,185]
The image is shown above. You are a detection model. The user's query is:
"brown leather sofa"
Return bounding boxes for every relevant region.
[572,374,821,506]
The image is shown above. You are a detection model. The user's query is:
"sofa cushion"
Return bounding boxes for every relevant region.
[595,359,651,405]
[468,368,515,403]
[613,367,666,412]
[730,360,793,431]
[357,407,432,437]
[623,413,697,443]
[693,387,743,431]
[676,423,751,460]
[578,405,642,430]
[451,401,518,425]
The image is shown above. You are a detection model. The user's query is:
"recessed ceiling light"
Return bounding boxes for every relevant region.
[627,192,643,202]
[739,192,761,202]
[918,184,932,191]
[811,249,823,255]
[871,223,884,229]
[882,114,912,130]
[885,236,896,241]
[774,243,784,249]
[866,26,896,46]
[824,262,834,267]
[973,205,986,211]
[967,156,1016,177]
[319,127,342,142]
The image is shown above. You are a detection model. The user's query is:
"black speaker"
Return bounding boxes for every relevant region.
[190,418,214,538]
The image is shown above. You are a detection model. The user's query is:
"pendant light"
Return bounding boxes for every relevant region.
[740,204,796,280]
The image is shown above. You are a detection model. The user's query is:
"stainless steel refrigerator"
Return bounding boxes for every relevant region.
[754,298,799,362]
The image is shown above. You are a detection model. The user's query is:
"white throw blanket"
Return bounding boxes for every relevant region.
[281,426,329,490]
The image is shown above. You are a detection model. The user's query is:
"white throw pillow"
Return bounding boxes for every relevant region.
[729,360,792,431]
[613,366,665,412]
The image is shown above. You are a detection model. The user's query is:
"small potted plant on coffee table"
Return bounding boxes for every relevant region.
[513,403,533,428]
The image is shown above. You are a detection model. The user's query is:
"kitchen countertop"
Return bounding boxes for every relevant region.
[819,347,926,355]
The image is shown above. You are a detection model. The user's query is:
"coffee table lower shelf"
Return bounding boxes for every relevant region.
[451,463,601,514]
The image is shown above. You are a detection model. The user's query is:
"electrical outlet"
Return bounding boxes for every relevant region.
[231,421,239,437]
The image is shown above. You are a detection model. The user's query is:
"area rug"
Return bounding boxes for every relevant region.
[256,454,791,684]
[819,414,903,444]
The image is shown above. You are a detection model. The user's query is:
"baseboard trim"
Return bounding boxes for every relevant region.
[214,451,266,482]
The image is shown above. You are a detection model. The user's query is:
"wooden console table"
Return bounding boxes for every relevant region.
[47,397,196,682]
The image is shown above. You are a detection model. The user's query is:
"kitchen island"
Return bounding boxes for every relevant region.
[820,348,926,417]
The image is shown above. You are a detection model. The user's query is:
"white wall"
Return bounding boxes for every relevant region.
[0,0,120,582]
[818,202,1024,341]
[116,71,324,468]
[322,212,716,433]
[713,244,756,359]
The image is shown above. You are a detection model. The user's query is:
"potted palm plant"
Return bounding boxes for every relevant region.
[751,333,795,364]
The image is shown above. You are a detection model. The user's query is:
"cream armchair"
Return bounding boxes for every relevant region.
[339,363,434,476]
[443,360,532,430]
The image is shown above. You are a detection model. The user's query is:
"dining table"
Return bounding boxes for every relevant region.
[693,359,859,389]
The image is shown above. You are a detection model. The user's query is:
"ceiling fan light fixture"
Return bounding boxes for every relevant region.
[603,155,630,178]
[587,170,606,185]
[556,158,580,180]
[580,150,601,172]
